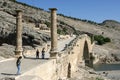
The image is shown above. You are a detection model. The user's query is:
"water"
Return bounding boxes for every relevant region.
[93,63,120,71]
[93,63,120,80]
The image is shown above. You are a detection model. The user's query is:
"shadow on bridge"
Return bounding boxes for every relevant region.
[23,56,49,60]
[1,73,17,76]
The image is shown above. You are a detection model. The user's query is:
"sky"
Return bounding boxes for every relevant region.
[17,0,120,23]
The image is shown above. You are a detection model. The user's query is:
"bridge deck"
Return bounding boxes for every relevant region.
[0,36,76,79]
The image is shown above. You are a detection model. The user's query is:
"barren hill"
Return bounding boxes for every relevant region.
[100,20,120,31]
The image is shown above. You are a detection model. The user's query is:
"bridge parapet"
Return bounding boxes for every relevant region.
[59,34,92,55]
[55,34,94,79]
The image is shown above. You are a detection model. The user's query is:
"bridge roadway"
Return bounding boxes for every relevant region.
[0,35,76,79]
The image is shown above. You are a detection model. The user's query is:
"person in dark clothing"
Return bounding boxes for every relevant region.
[36,49,39,59]
[41,48,45,59]
[16,56,22,75]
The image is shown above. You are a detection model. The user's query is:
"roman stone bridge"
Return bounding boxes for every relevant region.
[0,8,94,80]
[26,34,93,80]
[53,34,94,80]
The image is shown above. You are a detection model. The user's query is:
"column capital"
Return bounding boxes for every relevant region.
[16,10,22,13]
[49,8,57,11]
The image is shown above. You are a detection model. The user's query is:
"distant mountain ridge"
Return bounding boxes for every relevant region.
[100,20,120,31]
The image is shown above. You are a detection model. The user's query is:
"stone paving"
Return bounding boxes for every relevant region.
[0,36,76,79]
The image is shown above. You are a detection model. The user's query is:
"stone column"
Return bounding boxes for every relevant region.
[49,8,58,57]
[15,10,23,57]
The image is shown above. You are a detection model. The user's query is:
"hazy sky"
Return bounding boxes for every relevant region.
[17,0,120,23]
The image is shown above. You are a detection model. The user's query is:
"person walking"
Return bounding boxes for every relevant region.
[36,49,39,59]
[16,56,22,75]
[41,48,45,59]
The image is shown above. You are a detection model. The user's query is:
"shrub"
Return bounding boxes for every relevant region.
[3,2,7,6]
[59,21,66,25]
[57,28,66,35]
[63,28,67,33]
[104,37,111,42]
[96,77,104,80]
[57,29,62,34]
[94,35,104,45]
[45,21,51,28]
[94,35,111,45]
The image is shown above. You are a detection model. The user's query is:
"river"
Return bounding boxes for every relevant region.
[93,63,120,80]
[94,63,120,71]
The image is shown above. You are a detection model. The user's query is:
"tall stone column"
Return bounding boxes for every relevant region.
[15,10,23,57]
[49,8,58,57]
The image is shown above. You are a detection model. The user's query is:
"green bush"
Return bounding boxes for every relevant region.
[94,35,104,45]
[3,2,7,6]
[96,77,104,80]
[57,29,62,34]
[59,21,66,25]
[63,28,67,33]
[94,35,111,45]
[104,37,111,42]
[57,28,67,35]
[45,21,51,28]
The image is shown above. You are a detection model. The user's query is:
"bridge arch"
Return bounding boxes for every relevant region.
[83,40,90,66]
[67,63,71,78]
[77,36,92,67]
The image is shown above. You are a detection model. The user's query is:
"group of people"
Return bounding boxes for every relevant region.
[36,48,45,59]
[16,48,46,75]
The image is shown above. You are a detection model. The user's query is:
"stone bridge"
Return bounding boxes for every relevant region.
[12,34,93,80]
[0,8,94,80]
[53,34,94,80]
[0,34,94,80]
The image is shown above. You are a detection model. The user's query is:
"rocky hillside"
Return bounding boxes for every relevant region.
[0,0,76,58]
[0,0,120,62]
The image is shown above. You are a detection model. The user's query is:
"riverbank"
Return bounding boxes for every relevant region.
[96,70,120,80]
[68,64,110,80]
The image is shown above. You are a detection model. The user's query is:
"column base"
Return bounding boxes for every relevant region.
[14,50,23,58]
[50,51,58,58]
